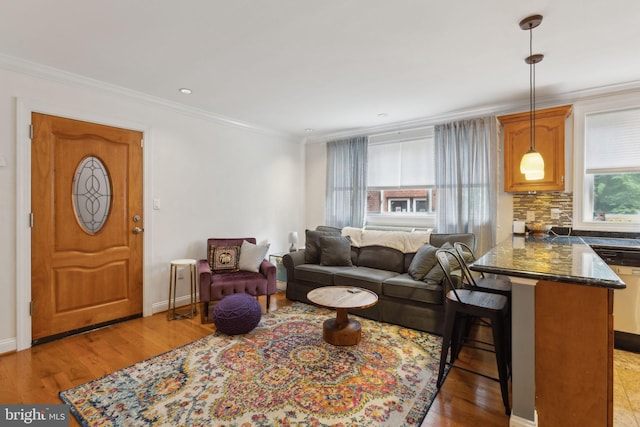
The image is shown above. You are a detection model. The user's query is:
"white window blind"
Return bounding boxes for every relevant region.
[585,108,640,174]
[367,137,435,187]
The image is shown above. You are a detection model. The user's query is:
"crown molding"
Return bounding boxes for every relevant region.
[4,52,639,144]
[0,53,291,138]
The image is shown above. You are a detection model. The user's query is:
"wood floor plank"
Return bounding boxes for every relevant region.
[423,322,510,427]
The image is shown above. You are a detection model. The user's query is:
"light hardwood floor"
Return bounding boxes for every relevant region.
[1,291,637,426]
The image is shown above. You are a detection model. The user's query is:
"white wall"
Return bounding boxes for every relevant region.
[304,142,327,232]
[0,65,304,351]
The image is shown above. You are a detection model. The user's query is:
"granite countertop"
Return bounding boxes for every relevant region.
[579,236,640,249]
[470,235,627,289]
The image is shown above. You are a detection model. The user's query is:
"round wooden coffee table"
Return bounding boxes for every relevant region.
[307,286,378,346]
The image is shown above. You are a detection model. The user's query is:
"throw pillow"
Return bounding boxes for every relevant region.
[423,242,458,285]
[210,245,240,273]
[304,229,341,264]
[319,235,353,266]
[238,240,270,273]
[408,243,438,280]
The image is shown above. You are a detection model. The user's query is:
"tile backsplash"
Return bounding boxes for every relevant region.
[513,192,573,227]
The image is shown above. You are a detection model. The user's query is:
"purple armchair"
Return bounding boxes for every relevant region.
[198,237,276,323]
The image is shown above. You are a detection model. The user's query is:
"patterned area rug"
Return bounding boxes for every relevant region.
[60,302,444,426]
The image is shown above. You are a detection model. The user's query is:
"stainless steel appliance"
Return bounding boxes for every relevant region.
[591,245,640,353]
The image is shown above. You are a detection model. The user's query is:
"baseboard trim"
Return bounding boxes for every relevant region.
[614,330,640,353]
[510,410,538,427]
[0,337,17,355]
[152,295,199,315]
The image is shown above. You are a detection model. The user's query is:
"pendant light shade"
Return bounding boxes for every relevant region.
[521,149,545,180]
[520,15,545,181]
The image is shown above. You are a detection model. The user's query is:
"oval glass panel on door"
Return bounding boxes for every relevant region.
[73,156,112,234]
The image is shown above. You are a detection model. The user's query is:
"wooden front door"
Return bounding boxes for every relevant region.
[31,113,143,343]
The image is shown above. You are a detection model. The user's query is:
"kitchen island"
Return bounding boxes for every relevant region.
[470,235,626,427]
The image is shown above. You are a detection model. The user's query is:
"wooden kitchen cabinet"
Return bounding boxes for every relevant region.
[499,105,572,192]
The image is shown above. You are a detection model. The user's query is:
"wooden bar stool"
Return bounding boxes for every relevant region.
[168,259,198,320]
[436,249,511,415]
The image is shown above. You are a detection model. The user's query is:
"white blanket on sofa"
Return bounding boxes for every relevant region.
[342,227,431,253]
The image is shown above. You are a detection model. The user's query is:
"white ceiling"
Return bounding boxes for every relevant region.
[2,1,640,137]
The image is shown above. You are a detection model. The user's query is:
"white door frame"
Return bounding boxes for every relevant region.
[15,98,153,351]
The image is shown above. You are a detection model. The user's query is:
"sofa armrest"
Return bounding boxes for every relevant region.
[259,259,277,294]
[282,250,306,283]
[198,259,212,302]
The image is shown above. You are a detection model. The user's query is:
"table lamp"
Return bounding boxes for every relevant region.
[288,231,298,252]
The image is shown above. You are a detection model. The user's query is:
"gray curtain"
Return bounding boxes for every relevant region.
[326,136,368,228]
[435,117,497,255]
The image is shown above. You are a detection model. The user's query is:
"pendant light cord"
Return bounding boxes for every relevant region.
[519,14,544,180]
[529,25,535,152]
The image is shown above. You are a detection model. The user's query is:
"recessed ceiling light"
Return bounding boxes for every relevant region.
[304,128,314,132]
[179,88,192,94]
[378,113,388,118]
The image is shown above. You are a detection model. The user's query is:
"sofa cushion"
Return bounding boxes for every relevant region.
[423,242,459,285]
[210,270,268,300]
[407,244,439,280]
[360,230,406,252]
[319,235,353,266]
[357,246,405,273]
[294,264,352,286]
[210,245,240,273]
[350,246,360,266]
[304,229,341,264]
[238,240,270,272]
[333,267,399,294]
[383,273,443,305]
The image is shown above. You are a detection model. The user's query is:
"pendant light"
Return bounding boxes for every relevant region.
[519,15,545,181]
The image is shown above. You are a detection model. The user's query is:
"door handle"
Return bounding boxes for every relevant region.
[133,227,144,234]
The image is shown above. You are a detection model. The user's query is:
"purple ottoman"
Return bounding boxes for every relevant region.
[213,293,262,335]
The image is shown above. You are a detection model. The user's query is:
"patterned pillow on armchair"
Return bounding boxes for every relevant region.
[209,245,240,273]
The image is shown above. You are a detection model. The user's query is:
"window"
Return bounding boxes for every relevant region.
[365,128,436,228]
[388,198,410,212]
[414,197,429,212]
[574,100,640,231]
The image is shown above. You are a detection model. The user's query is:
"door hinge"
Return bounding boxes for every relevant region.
[29,124,33,140]
[29,212,34,228]
[141,139,144,148]
[29,301,33,316]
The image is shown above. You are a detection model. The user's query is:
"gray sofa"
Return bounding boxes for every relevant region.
[283,227,476,335]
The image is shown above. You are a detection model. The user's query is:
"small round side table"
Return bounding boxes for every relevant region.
[167,259,198,320]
